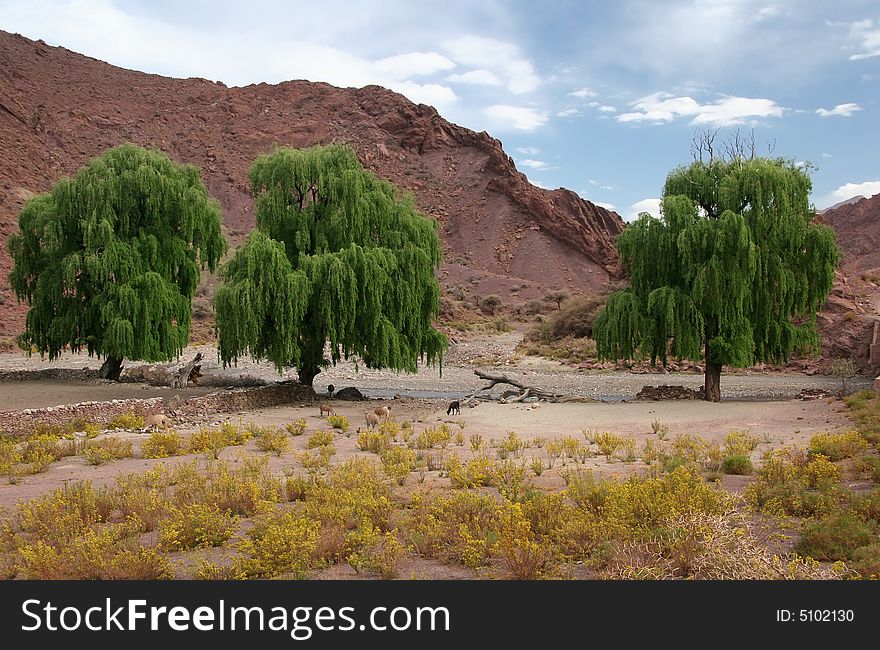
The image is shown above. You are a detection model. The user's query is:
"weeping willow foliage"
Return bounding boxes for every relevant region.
[594,157,840,372]
[214,144,447,382]
[8,144,227,363]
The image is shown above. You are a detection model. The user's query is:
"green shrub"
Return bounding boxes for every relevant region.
[795,511,876,561]
[850,544,880,578]
[722,454,753,475]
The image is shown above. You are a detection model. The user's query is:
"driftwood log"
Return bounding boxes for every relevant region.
[461,369,590,404]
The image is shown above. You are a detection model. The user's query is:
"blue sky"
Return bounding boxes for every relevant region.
[2,0,878,218]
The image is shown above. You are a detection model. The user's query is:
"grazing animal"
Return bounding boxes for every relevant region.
[447,400,461,416]
[364,412,380,429]
[144,413,170,431]
[319,403,335,417]
[374,405,391,419]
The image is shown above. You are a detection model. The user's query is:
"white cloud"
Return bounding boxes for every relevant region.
[446,69,503,86]
[597,105,617,112]
[569,87,597,98]
[373,52,455,78]
[517,146,541,155]
[529,178,550,190]
[617,92,783,127]
[816,180,880,210]
[628,198,662,221]
[815,103,862,117]
[389,81,458,109]
[0,0,462,112]
[594,201,617,212]
[845,18,880,60]
[443,35,541,94]
[556,108,581,117]
[822,152,833,158]
[518,159,549,170]
[483,105,549,132]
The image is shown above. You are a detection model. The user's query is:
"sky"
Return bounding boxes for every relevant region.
[1,0,878,219]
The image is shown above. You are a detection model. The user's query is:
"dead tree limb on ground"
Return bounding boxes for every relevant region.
[461,369,591,404]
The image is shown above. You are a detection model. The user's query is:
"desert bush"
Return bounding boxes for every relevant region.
[0,440,22,481]
[807,430,868,461]
[844,391,880,444]
[829,357,856,398]
[498,502,548,579]
[158,503,237,551]
[141,430,183,459]
[301,459,393,532]
[254,426,290,456]
[234,509,319,579]
[594,431,624,460]
[495,458,529,501]
[380,446,416,486]
[194,560,245,580]
[527,294,604,342]
[286,419,308,436]
[850,544,880,578]
[188,423,250,457]
[670,433,706,465]
[307,430,335,449]
[479,294,502,315]
[412,425,452,450]
[108,412,144,430]
[356,429,392,454]
[446,454,496,489]
[406,491,503,570]
[500,431,526,458]
[795,511,876,561]
[607,511,847,580]
[723,430,760,457]
[345,520,404,579]
[326,414,349,433]
[530,458,545,476]
[744,448,842,517]
[83,437,133,465]
[296,447,336,474]
[722,454,753,475]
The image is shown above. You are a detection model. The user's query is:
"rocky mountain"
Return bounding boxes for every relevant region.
[822,193,880,276]
[0,30,624,338]
[818,195,867,215]
[810,193,880,373]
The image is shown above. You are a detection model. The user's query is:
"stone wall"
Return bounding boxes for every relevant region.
[0,382,317,437]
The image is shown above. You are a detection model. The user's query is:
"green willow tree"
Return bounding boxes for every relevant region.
[214,144,447,386]
[8,144,227,379]
[593,156,840,401]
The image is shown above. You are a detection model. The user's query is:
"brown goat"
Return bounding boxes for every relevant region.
[319,403,335,417]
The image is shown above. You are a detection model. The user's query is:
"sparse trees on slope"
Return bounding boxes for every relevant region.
[214,144,446,386]
[593,156,840,401]
[8,144,227,379]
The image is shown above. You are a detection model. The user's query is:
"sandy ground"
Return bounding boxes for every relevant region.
[0,331,867,514]
[0,391,853,511]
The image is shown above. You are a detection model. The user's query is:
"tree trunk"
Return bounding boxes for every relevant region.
[98,355,124,381]
[704,361,722,402]
[172,352,203,389]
